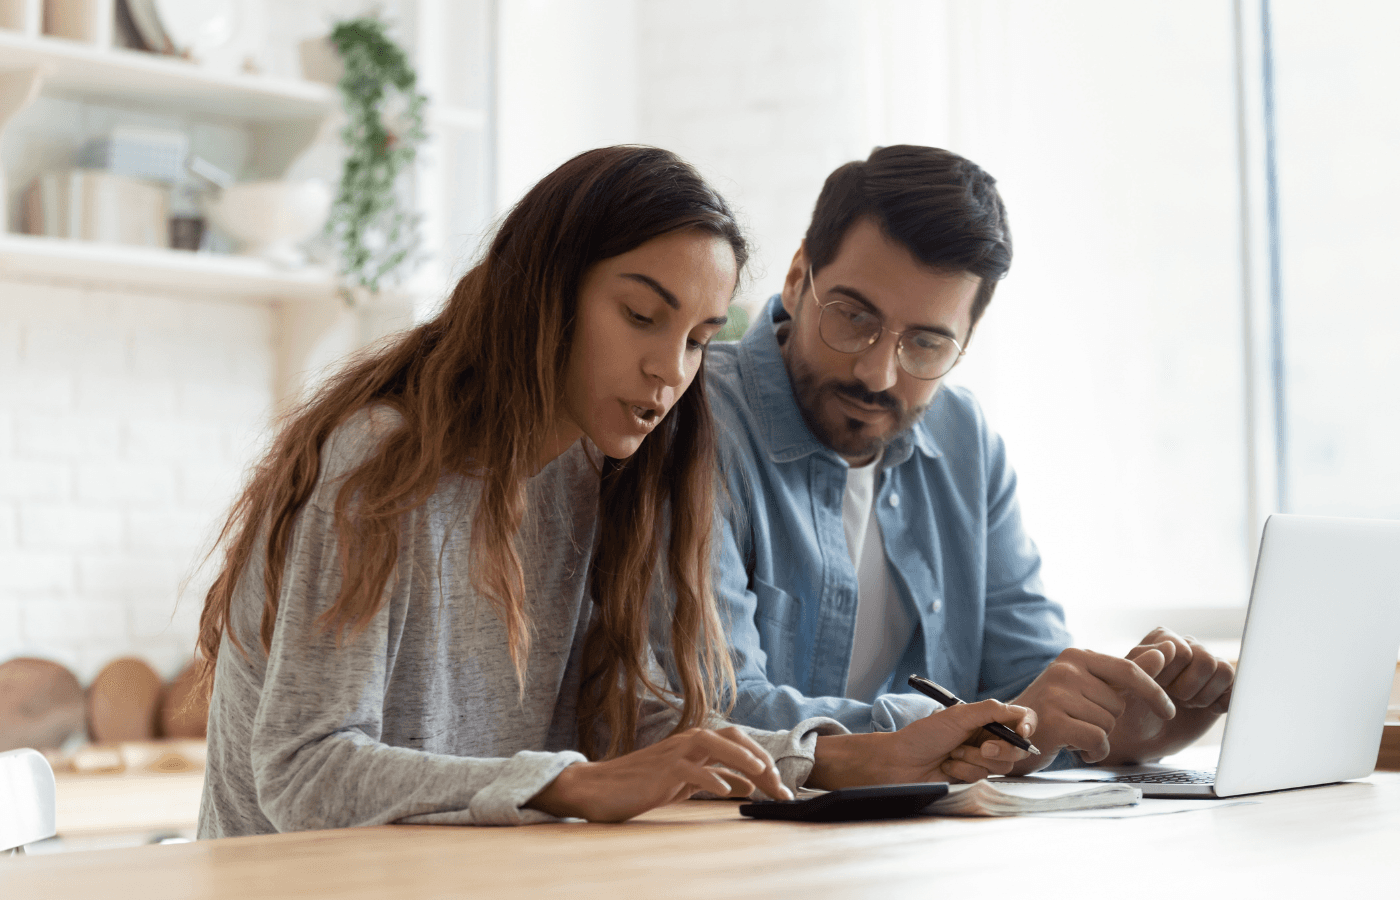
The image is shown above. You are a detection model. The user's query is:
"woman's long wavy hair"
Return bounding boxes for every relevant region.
[195,146,746,760]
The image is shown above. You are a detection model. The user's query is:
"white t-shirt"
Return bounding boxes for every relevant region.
[842,454,913,703]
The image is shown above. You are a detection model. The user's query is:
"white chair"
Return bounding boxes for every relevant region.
[1,748,57,856]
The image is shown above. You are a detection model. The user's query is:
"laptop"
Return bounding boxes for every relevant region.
[1002,513,1400,798]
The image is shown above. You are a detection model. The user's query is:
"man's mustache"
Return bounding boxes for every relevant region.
[830,382,900,412]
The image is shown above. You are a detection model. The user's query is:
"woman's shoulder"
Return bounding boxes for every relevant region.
[320,405,404,478]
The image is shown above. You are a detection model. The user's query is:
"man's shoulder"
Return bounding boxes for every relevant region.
[703,340,757,424]
[925,383,988,429]
[918,383,991,444]
[704,339,744,391]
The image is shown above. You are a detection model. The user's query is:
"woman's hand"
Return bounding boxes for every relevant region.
[807,700,1037,790]
[526,726,793,823]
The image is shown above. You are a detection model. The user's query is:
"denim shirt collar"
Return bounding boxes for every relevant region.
[737,295,943,468]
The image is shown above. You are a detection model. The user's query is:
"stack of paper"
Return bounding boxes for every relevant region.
[923,780,1141,816]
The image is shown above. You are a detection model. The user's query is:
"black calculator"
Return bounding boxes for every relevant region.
[739,783,949,822]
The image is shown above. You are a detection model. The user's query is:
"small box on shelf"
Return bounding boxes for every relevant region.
[42,0,111,47]
[0,0,41,35]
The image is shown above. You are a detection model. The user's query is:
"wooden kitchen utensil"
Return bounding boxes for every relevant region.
[86,657,163,743]
[0,657,86,752]
[159,660,208,739]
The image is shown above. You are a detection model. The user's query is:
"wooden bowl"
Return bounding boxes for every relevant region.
[86,657,163,744]
[159,660,208,739]
[1378,723,1400,772]
[0,657,86,751]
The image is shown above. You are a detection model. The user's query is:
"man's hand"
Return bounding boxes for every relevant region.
[1105,627,1234,763]
[807,699,1037,789]
[1008,647,1177,773]
[526,726,792,823]
[1128,626,1233,714]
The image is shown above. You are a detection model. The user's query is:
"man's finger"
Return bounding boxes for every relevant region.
[1053,718,1113,763]
[941,758,994,783]
[945,698,1038,735]
[1054,690,1120,735]
[1083,652,1177,718]
[1129,645,1169,679]
[1132,628,1195,687]
[1177,658,1235,708]
[1164,650,1219,702]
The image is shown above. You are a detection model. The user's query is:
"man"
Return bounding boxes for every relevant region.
[698,145,1233,774]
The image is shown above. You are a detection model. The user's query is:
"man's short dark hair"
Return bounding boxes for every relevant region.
[803,145,1012,327]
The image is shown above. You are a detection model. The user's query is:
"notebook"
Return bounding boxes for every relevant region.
[1003,513,1400,799]
[925,780,1140,815]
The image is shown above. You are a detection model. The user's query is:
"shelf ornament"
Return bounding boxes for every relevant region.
[327,17,428,300]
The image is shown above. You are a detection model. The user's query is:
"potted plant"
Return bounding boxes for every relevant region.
[324,17,429,301]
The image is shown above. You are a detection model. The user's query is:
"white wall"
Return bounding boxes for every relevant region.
[495,0,639,214]
[636,0,877,310]
[0,0,418,683]
[0,280,273,680]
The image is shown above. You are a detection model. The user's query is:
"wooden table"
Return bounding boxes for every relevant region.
[4,772,1398,899]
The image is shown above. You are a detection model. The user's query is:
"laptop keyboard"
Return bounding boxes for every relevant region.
[1103,769,1217,785]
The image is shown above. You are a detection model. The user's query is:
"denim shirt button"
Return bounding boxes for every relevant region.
[888,493,901,508]
[932,598,943,613]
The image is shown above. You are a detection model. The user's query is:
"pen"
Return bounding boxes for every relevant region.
[907,674,1041,755]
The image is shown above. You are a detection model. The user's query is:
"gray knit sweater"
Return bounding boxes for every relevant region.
[199,407,844,837]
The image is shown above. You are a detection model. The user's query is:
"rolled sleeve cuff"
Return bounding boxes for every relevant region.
[740,716,849,798]
[870,693,944,732]
[399,750,588,827]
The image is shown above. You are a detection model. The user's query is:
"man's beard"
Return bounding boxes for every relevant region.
[785,346,929,461]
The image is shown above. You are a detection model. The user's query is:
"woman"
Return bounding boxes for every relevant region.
[196,146,1034,836]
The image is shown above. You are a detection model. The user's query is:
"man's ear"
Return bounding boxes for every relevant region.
[780,242,809,317]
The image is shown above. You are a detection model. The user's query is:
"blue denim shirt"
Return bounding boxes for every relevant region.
[706,296,1072,733]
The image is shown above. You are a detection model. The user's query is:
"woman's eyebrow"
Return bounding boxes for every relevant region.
[621,272,680,309]
[621,273,727,325]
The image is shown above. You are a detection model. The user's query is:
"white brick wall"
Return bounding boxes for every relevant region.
[0,276,275,682]
[636,0,877,309]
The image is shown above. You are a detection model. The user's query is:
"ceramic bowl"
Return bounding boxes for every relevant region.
[205,179,331,266]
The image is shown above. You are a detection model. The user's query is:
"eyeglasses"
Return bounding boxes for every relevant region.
[806,268,967,381]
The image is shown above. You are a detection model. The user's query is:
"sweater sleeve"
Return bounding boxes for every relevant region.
[240,498,586,829]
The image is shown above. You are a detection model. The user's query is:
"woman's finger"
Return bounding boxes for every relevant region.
[702,727,792,799]
[675,759,739,799]
[708,767,757,798]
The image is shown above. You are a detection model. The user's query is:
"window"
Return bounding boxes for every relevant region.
[876,0,1400,643]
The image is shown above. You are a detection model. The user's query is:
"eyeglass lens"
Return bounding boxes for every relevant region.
[818,301,961,380]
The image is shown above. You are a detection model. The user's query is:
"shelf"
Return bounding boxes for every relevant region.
[0,232,337,302]
[0,30,334,121]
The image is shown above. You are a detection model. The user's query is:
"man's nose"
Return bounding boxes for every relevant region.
[851,331,900,393]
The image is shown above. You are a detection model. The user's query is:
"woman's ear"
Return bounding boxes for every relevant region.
[779,242,809,317]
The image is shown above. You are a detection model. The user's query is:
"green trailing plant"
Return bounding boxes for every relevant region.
[327,17,428,296]
[715,303,749,342]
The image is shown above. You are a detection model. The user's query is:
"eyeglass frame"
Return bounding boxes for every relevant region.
[805,266,968,381]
